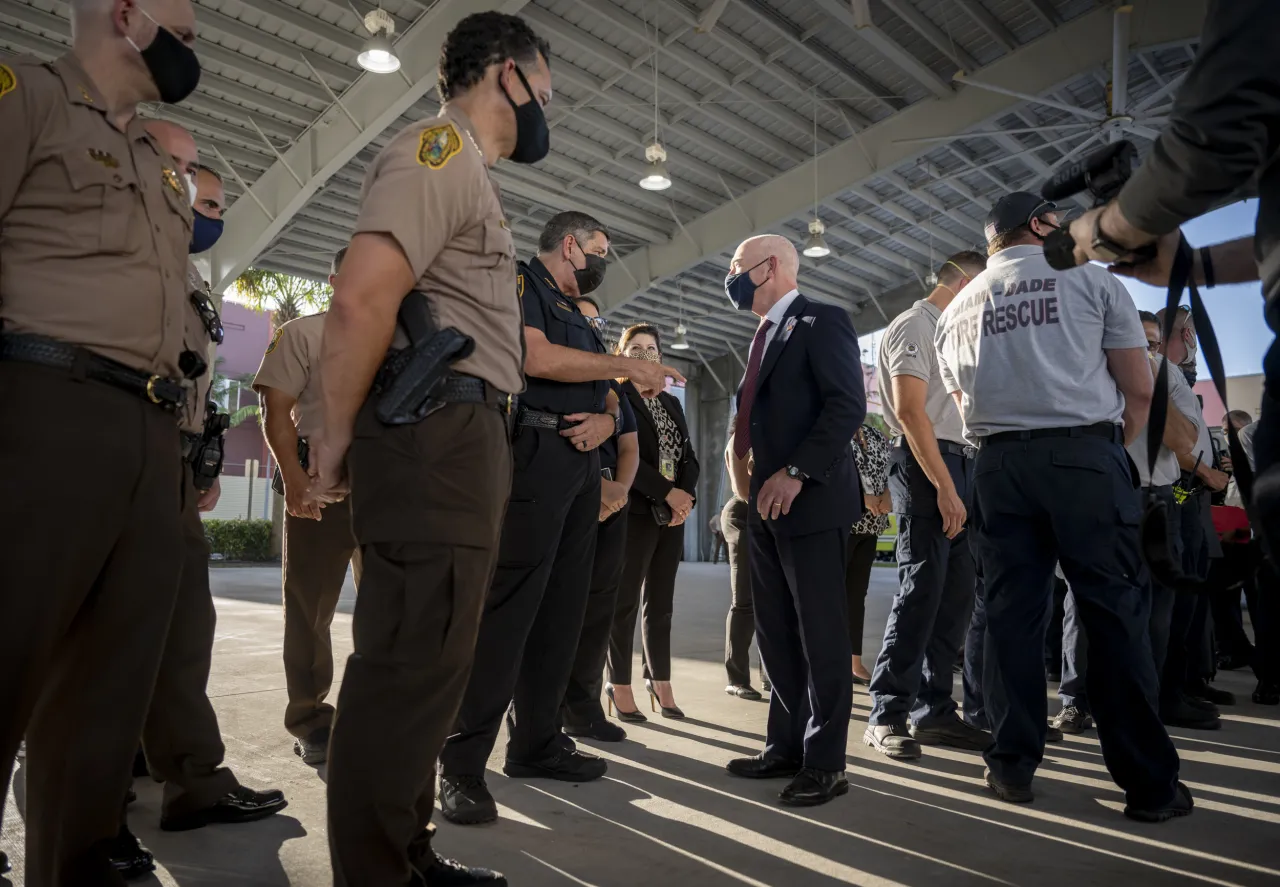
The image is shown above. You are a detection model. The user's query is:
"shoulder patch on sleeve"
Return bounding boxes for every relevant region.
[904,341,919,356]
[0,65,16,101]
[517,273,525,298]
[416,122,463,170]
[265,327,284,355]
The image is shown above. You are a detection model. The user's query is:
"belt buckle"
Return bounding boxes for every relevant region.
[505,392,513,414]
[146,375,164,405]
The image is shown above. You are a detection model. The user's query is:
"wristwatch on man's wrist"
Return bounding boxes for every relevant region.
[613,411,624,435]
[785,465,807,481]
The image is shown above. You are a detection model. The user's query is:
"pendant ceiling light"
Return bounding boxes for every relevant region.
[638,5,673,191]
[670,322,691,350]
[803,87,829,258]
[358,9,400,74]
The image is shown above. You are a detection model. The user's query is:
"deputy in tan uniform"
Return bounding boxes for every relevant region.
[305,12,552,886]
[128,121,288,845]
[253,246,362,766]
[0,0,203,881]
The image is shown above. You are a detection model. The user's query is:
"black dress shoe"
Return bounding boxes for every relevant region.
[409,830,507,885]
[440,775,498,825]
[1185,680,1235,706]
[984,768,1033,804]
[778,769,848,807]
[1217,651,1253,672]
[563,720,627,742]
[160,785,288,831]
[1160,697,1221,730]
[1,849,9,875]
[503,747,607,782]
[1255,680,1280,705]
[1124,782,1194,823]
[107,823,156,880]
[726,753,802,779]
[911,716,992,751]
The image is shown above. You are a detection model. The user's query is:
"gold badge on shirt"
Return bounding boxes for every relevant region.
[88,148,119,169]
[161,167,184,197]
[0,64,15,101]
[516,274,525,298]
[416,122,462,170]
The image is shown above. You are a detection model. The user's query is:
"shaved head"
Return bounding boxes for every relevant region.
[728,233,800,318]
[144,118,198,177]
[734,234,799,278]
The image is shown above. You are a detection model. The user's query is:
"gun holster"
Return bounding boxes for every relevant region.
[190,403,229,492]
[271,436,309,496]
[374,292,475,426]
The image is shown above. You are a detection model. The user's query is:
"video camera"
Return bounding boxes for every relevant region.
[1041,140,1156,271]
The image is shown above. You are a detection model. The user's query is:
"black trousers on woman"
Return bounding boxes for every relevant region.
[608,516,685,684]
[845,532,878,656]
[562,509,630,727]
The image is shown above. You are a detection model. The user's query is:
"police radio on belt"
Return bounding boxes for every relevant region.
[1041,141,1156,271]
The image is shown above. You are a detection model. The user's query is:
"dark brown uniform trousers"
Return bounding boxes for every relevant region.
[327,401,512,887]
[140,466,239,818]
[282,497,361,741]
[0,363,183,886]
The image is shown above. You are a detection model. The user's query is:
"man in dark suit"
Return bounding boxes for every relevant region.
[722,234,866,807]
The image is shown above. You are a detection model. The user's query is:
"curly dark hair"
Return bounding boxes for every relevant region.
[438,12,551,101]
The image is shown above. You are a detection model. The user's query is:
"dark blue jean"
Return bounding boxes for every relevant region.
[961,569,987,729]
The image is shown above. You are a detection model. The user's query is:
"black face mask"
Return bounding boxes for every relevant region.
[129,8,201,104]
[724,257,771,311]
[569,239,607,295]
[499,64,549,164]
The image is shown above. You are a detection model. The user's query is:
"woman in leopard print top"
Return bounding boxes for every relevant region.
[849,423,891,683]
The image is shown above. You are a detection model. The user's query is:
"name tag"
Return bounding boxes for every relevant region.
[660,457,676,481]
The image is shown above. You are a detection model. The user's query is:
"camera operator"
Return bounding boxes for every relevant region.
[1061,1,1280,547]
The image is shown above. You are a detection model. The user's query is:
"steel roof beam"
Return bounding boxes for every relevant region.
[1023,0,1062,29]
[881,0,979,73]
[953,0,1019,54]
[810,0,954,99]
[845,184,978,251]
[237,0,365,52]
[204,0,528,292]
[591,0,1206,314]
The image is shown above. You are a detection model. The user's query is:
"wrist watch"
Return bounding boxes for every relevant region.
[1090,211,1129,263]
[785,465,807,481]
[613,411,623,435]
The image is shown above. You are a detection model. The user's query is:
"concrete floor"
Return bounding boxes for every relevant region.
[3,562,1279,886]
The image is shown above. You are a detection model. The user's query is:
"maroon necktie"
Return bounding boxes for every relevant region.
[733,319,774,458]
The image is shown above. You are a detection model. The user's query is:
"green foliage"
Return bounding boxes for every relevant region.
[233,268,331,326]
[863,412,889,438]
[204,519,274,561]
[208,356,261,428]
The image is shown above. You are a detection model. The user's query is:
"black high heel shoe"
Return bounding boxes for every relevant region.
[605,683,647,723]
[646,679,685,719]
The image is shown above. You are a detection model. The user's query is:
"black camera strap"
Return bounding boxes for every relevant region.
[1143,235,1257,590]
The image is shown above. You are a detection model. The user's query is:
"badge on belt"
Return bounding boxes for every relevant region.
[660,457,676,481]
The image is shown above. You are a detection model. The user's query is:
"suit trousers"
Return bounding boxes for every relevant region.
[440,427,600,776]
[282,497,362,741]
[0,363,183,886]
[721,497,756,687]
[141,468,239,818]
[562,508,630,727]
[972,436,1179,808]
[608,515,685,684]
[749,519,851,772]
[327,402,512,887]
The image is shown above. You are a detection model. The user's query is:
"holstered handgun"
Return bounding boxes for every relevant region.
[190,401,229,492]
[374,292,475,426]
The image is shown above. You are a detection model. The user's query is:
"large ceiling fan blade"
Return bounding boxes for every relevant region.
[1111,5,1132,115]
[893,123,1095,145]
[1041,132,1103,181]
[953,73,1106,122]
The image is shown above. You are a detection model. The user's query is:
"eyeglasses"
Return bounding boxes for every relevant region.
[1147,340,1161,352]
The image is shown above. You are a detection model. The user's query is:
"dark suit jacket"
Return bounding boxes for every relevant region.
[739,294,866,536]
[622,382,701,519]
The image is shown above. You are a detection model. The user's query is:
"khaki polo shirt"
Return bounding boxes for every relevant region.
[878,299,966,444]
[0,54,192,379]
[252,313,326,439]
[352,106,524,396]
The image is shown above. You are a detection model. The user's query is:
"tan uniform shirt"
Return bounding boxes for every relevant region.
[0,55,192,378]
[252,313,326,439]
[179,263,218,433]
[353,106,524,395]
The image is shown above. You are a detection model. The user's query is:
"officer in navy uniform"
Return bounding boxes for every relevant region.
[935,192,1190,822]
[439,212,681,825]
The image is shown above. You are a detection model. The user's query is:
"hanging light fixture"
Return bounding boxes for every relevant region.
[670,322,691,350]
[803,87,829,259]
[638,5,673,191]
[639,143,672,191]
[357,9,400,74]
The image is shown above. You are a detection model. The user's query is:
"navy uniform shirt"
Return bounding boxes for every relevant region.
[599,379,636,472]
[519,257,608,414]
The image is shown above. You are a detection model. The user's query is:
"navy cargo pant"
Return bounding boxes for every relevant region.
[971,430,1180,808]
[869,442,977,727]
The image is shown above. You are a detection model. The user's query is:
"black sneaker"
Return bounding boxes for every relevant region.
[107,822,156,880]
[911,717,992,751]
[1160,697,1221,730]
[503,747,607,783]
[984,768,1033,804]
[1050,705,1093,734]
[1124,782,1194,823]
[562,720,627,742]
[1186,680,1235,706]
[1182,694,1220,715]
[439,775,497,826]
[862,724,922,760]
[1044,723,1064,743]
[409,829,507,885]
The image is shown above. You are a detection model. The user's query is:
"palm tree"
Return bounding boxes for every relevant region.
[233,268,332,328]
[208,357,260,427]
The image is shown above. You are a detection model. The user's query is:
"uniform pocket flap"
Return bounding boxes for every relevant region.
[1050,449,1106,473]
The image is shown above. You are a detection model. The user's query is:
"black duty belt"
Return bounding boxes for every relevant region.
[0,333,185,409]
[979,422,1122,447]
[440,374,514,412]
[895,437,970,457]
[517,407,562,429]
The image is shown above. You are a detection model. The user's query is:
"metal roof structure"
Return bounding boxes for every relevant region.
[0,0,1206,360]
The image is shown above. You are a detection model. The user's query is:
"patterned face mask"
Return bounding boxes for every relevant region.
[630,349,661,363]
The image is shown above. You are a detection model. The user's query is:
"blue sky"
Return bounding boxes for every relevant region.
[860,199,1268,378]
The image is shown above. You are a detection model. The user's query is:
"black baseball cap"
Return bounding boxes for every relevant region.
[984,191,1057,242]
